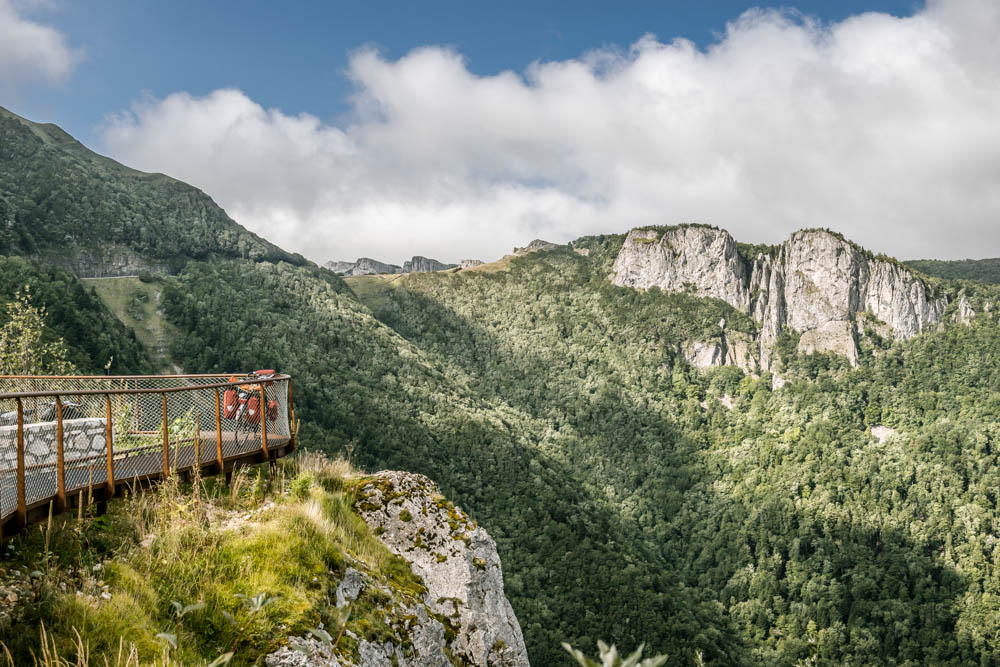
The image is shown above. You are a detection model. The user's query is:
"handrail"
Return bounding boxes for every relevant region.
[0,374,291,401]
[0,373,252,380]
[0,373,296,541]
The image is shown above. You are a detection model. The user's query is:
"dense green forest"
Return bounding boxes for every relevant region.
[0,256,151,373]
[149,238,1000,665]
[906,257,1000,284]
[159,258,740,664]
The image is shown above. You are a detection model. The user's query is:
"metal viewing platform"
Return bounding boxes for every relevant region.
[0,373,296,540]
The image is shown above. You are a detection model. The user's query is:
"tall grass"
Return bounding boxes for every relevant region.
[0,453,421,666]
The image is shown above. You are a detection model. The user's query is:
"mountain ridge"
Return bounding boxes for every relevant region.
[0,105,309,276]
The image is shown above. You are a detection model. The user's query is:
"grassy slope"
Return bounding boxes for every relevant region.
[82,277,179,371]
[0,455,428,666]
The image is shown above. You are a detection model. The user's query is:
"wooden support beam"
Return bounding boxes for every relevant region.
[162,393,169,477]
[55,396,66,512]
[15,398,26,527]
[105,394,115,498]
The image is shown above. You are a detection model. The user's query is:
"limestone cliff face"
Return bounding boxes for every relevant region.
[326,256,455,276]
[613,227,750,310]
[356,472,529,667]
[612,226,948,369]
[267,471,529,667]
[402,256,457,273]
[38,244,171,278]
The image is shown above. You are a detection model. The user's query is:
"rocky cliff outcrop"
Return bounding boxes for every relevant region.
[326,256,455,276]
[612,226,948,369]
[356,472,529,666]
[402,256,457,273]
[269,471,529,667]
[512,240,559,255]
[38,245,171,278]
[325,258,402,276]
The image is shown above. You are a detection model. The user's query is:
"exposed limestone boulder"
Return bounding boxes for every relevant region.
[871,425,896,444]
[267,472,527,667]
[956,293,976,324]
[680,332,758,374]
[356,471,529,667]
[681,340,726,368]
[612,226,949,369]
[460,259,485,269]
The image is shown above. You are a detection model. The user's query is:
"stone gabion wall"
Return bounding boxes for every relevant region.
[0,418,108,468]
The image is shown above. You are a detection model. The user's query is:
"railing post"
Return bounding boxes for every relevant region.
[105,394,115,498]
[15,398,26,527]
[162,392,169,477]
[259,385,269,457]
[55,396,66,512]
[288,379,296,450]
[214,388,224,472]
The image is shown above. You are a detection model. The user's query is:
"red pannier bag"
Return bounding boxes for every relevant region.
[223,376,240,419]
[244,394,261,425]
[267,400,278,421]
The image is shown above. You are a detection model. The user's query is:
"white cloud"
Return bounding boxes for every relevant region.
[100,0,1000,264]
[0,0,79,84]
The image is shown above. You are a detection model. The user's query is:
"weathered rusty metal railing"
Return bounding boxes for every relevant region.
[0,373,296,540]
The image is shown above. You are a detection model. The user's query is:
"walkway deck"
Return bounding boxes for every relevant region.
[0,374,296,540]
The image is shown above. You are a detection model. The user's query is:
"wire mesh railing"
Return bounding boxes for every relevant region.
[0,372,295,534]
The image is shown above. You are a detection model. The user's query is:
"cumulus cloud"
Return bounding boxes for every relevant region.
[101,0,1000,263]
[0,0,79,84]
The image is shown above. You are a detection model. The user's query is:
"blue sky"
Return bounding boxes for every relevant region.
[4,0,999,263]
[11,1,920,146]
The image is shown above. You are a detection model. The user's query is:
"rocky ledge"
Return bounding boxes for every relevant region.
[268,471,528,667]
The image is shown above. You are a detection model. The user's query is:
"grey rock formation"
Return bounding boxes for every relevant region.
[268,472,528,667]
[402,256,457,273]
[334,568,364,609]
[38,245,170,278]
[613,227,750,310]
[460,259,485,269]
[680,331,758,374]
[357,471,529,667]
[612,226,949,369]
[324,258,402,276]
[956,293,976,324]
[326,256,455,276]
[324,261,357,275]
[513,240,559,255]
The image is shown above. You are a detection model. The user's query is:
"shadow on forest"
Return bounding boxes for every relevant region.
[350,271,973,665]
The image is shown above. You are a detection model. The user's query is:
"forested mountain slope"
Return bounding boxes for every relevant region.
[342,238,1000,665]
[906,257,1000,284]
[0,106,306,276]
[159,258,740,664]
